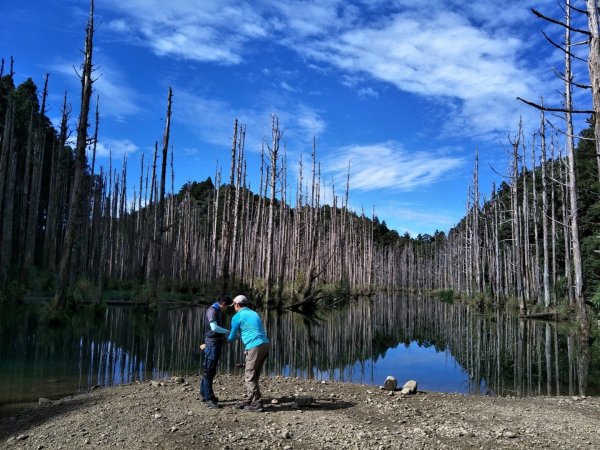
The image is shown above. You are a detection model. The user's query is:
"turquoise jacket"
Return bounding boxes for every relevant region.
[227,307,269,350]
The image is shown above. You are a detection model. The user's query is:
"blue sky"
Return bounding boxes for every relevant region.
[1,0,591,235]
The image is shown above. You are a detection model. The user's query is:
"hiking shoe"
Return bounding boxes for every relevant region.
[234,402,251,410]
[206,400,220,409]
[201,395,219,403]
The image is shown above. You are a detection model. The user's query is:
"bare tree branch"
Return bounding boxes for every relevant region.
[531,8,591,35]
[551,67,591,89]
[545,118,597,141]
[568,3,588,15]
[543,32,588,62]
[517,96,594,113]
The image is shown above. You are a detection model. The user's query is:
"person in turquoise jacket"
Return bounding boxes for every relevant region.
[227,294,270,412]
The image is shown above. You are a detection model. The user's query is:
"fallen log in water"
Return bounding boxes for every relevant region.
[519,311,558,320]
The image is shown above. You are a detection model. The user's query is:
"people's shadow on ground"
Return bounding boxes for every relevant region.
[220,397,356,412]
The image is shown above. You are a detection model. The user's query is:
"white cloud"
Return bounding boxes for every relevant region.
[99,0,564,141]
[357,87,378,99]
[93,67,143,120]
[280,81,295,92]
[325,142,465,191]
[103,0,267,64]
[93,138,139,159]
[266,0,359,37]
[297,10,542,139]
[174,88,326,154]
[181,147,200,157]
[174,90,261,150]
[295,106,326,137]
[374,201,459,236]
[107,19,129,33]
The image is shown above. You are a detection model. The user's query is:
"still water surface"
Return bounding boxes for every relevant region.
[1,294,597,416]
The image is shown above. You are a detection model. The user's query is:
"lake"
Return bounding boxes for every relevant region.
[0,293,597,417]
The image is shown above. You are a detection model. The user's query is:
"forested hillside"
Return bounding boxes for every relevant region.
[0,1,599,326]
[0,69,599,318]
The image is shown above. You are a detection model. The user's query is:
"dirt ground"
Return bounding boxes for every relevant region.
[2,374,600,449]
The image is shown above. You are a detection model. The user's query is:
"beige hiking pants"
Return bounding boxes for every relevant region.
[244,342,270,405]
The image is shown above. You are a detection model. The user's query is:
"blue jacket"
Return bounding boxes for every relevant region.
[227,307,269,350]
[204,302,226,345]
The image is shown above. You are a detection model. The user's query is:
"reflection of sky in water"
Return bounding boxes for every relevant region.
[279,341,480,394]
[369,342,472,393]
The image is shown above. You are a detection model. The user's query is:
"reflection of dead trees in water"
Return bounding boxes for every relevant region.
[267,297,373,380]
[458,313,591,396]
[576,330,590,396]
[370,294,592,397]
[285,293,321,314]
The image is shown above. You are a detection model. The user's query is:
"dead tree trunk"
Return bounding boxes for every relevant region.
[540,107,552,307]
[24,74,49,269]
[565,2,588,327]
[0,98,16,284]
[54,1,95,309]
[473,148,482,295]
[510,122,527,315]
[220,119,237,294]
[264,115,281,306]
[586,0,600,182]
[44,93,70,272]
[303,139,321,300]
[149,86,173,304]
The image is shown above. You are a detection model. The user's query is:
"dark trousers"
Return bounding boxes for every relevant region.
[200,342,223,401]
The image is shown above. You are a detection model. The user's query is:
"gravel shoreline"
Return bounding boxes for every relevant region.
[2,374,600,449]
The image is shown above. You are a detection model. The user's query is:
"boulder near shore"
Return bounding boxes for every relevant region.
[2,374,600,449]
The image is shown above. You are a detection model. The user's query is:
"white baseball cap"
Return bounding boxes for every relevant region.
[233,295,248,304]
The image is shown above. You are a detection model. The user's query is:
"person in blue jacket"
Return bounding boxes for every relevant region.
[200,295,232,408]
[227,294,270,412]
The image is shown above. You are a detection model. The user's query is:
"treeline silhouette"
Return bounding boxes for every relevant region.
[1,64,598,316]
[0,1,599,323]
